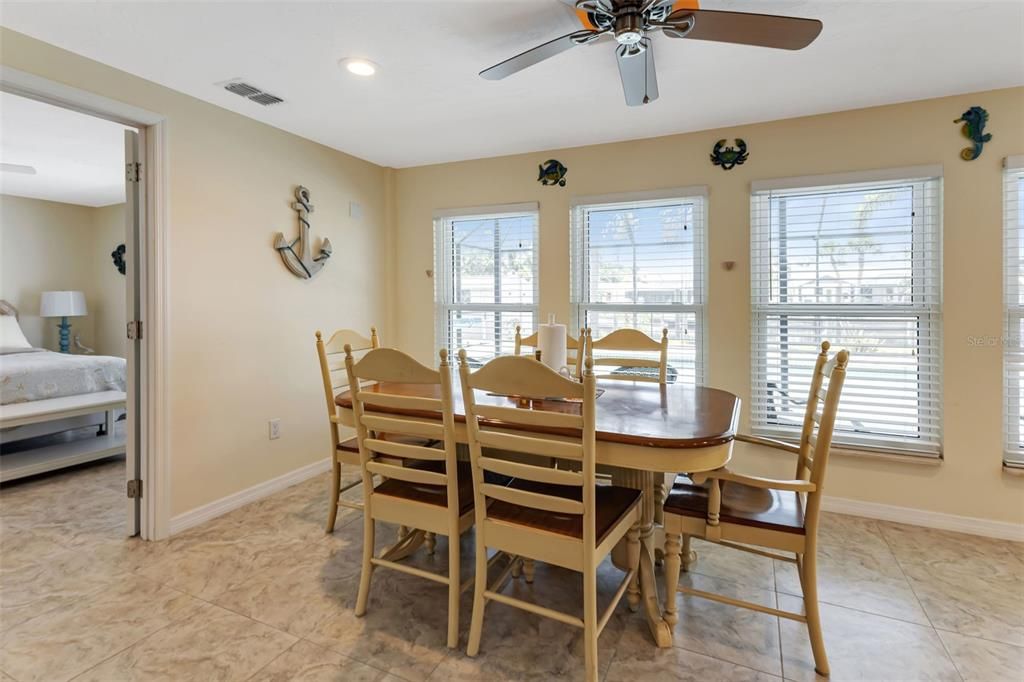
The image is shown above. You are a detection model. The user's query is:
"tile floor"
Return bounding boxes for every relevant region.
[0,457,1021,681]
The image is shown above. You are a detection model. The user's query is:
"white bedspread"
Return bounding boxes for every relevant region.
[0,349,126,405]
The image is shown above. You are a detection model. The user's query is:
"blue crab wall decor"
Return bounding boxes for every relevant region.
[954,106,992,161]
[710,139,748,171]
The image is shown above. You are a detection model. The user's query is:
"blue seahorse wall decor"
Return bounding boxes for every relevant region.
[954,106,992,161]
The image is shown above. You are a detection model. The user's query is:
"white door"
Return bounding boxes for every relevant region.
[124,129,143,536]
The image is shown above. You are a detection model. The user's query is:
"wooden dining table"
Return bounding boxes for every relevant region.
[336,378,741,648]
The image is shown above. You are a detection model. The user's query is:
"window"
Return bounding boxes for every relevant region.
[750,167,943,456]
[1004,156,1024,468]
[434,204,538,364]
[571,189,707,384]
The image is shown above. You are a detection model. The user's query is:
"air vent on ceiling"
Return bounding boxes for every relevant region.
[248,92,284,106]
[220,80,285,106]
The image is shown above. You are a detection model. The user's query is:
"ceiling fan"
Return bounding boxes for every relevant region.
[479,1,823,106]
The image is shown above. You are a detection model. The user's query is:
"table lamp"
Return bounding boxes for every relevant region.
[40,291,87,353]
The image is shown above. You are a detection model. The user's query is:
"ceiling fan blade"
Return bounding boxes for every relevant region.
[664,8,822,50]
[479,29,601,80]
[616,39,659,107]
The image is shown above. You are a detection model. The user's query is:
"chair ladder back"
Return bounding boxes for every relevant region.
[514,324,585,379]
[806,347,849,491]
[459,352,598,544]
[345,346,460,508]
[584,327,669,384]
[795,342,830,480]
[316,327,381,410]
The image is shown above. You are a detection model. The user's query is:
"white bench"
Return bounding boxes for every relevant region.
[0,391,127,482]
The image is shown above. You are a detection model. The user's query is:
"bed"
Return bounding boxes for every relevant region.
[0,300,127,481]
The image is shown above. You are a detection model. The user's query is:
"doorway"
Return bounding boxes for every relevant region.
[0,67,167,539]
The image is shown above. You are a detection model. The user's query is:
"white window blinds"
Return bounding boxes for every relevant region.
[571,189,706,384]
[750,168,943,457]
[1004,156,1024,467]
[434,205,538,364]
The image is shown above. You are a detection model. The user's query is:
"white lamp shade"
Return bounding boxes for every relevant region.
[40,291,88,318]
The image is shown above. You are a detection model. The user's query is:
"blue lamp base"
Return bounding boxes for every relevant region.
[57,316,71,353]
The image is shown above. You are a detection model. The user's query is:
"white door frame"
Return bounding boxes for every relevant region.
[0,66,171,540]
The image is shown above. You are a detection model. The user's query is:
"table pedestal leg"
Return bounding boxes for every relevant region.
[380,529,426,562]
[611,467,673,648]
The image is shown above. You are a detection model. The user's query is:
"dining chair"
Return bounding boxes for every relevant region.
[458,352,642,682]
[345,345,478,649]
[584,327,669,383]
[514,324,585,378]
[661,341,849,677]
[511,323,587,582]
[316,327,382,532]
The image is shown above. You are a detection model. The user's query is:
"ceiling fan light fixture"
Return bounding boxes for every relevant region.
[340,58,378,77]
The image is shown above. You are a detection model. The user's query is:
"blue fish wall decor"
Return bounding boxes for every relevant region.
[538,159,568,187]
[954,106,992,161]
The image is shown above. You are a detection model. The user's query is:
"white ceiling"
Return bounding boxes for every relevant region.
[1,1,1022,169]
[0,91,128,207]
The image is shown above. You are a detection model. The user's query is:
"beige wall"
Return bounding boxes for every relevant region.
[0,195,100,350]
[393,87,1024,525]
[1,28,392,517]
[4,26,1022,528]
[91,203,126,357]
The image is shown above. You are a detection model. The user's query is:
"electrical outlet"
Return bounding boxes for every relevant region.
[269,418,281,440]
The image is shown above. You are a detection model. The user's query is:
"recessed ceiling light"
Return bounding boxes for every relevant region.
[340,58,378,77]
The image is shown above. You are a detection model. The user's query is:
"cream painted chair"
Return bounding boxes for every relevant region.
[514,324,585,378]
[584,327,669,384]
[662,341,849,677]
[316,327,381,532]
[458,352,642,682]
[346,345,479,649]
[511,323,587,582]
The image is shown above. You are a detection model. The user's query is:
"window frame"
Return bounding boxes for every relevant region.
[749,166,944,458]
[570,187,708,385]
[433,203,539,362]
[1004,155,1024,468]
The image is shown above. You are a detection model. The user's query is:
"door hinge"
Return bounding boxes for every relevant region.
[125,161,141,183]
[127,320,143,341]
[127,479,143,498]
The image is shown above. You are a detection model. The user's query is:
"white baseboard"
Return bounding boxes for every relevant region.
[169,457,331,536]
[823,496,1024,542]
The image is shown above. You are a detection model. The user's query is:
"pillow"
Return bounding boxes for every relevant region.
[0,315,32,349]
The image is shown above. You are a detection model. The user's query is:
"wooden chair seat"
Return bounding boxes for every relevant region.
[665,475,805,535]
[488,479,642,542]
[374,461,510,515]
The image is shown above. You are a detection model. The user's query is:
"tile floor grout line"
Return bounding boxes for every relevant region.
[929,624,1024,650]
[241,638,301,682]
[672,641,786,679]
[876,520,966,682]
[295,637,396,680]
[65,613,187,682]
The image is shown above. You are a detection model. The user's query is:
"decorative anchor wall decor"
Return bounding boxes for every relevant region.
[274,186,332,279]
[954,106,992,161]
[710,139,749,170]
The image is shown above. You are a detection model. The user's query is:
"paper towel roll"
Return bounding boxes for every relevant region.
[537,323,567,373]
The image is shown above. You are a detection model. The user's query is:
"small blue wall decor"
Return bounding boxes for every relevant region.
[710,139,748,170]
[954,106,992,161]
[111,243,126,275]
[538,159,567,187]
